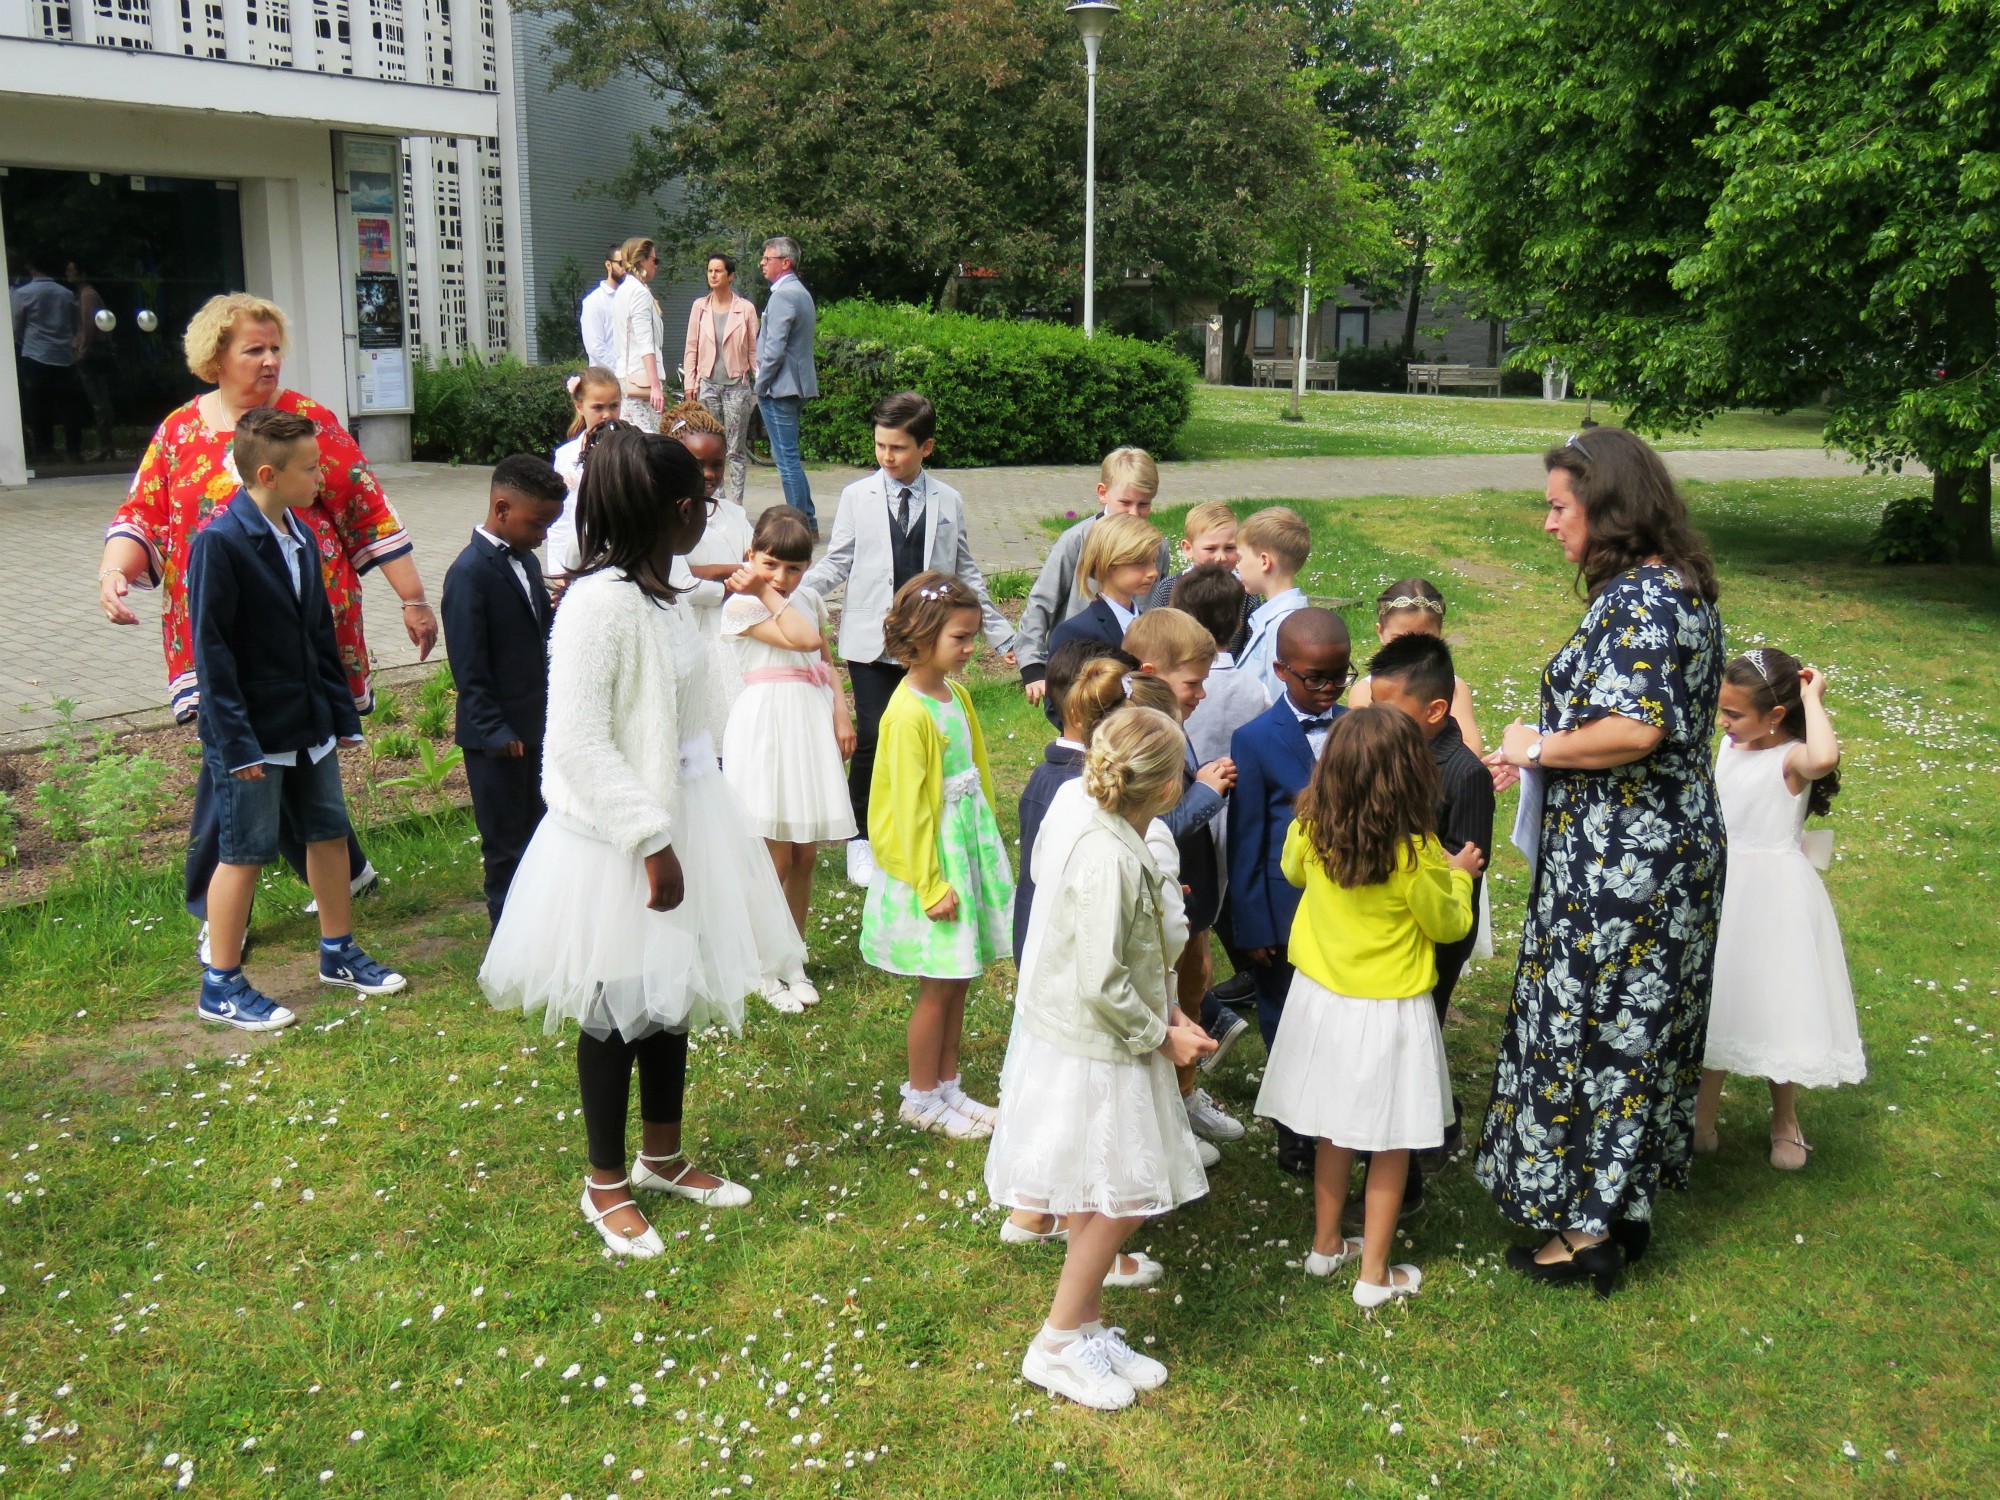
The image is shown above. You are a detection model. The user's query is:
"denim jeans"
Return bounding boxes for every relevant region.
[757,393,815,523]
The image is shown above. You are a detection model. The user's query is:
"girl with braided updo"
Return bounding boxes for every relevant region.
[1695,647,1862,1171]
[986,705,1216,1411]
[861,572,1017,1140]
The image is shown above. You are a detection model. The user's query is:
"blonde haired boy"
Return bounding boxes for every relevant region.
[1235,506,1313,701]
[1015,446,1174,703]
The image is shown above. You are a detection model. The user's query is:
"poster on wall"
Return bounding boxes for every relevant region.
[355,216,393,274]
[339,134,412,415]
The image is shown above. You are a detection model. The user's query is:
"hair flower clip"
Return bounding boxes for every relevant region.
[917,585,948,601]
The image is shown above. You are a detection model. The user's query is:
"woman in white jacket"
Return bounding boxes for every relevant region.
[985,707,1216,1411]
[481,424,804,1259]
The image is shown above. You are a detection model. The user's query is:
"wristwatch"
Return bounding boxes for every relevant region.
[1525,735,1545,765]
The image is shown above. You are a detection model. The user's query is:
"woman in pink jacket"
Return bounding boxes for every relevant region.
[683,252,760,505]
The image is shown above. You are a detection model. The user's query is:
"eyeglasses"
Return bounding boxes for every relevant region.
[1565,432,1593,461]
[1276,661,1353,694]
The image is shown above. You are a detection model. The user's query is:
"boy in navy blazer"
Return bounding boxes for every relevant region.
[441,454,566,928]
[188,408,405,1033]
[1226,607,1351,1173]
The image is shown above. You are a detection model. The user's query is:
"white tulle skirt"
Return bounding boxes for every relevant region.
[721,682,857,844]
[1254,974,1453,1152]
[983,1023,1209,1219]
[480,743,805,1039]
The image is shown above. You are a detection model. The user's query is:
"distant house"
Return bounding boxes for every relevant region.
[1204,284,1509,383]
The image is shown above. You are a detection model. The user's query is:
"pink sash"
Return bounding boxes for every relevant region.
[742,661,833,689]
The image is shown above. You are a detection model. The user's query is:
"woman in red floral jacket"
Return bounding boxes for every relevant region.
[96,293,437,939]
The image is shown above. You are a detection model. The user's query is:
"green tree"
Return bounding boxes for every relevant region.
[1418,0,1999,561]
[523,0,1380,335]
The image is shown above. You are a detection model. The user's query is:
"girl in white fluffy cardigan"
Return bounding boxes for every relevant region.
[481,424,805,1260]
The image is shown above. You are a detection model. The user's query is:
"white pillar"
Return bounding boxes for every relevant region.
[456,137,488,354]
[490,0,530,357]
[220,0,249,61]
[289,0,319,73]
[0,200,26,486]
[408,141,445,357]
[69,0,97,45]
[150,0,181,54]
[349,0,380,79]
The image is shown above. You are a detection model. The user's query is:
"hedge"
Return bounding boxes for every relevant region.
[801,302,1196,467]
[412,352,575,464]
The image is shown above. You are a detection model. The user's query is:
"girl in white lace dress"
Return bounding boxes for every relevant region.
[985,708,1216,1411]
[481,425,805,1260]
[722,505,857,1008]
[1696,649,1863,1170]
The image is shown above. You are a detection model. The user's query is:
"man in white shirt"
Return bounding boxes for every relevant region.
[578,243,625,370]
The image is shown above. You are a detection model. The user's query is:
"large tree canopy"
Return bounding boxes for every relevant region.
[526,0,1380,322]
[1417,0,2000,559]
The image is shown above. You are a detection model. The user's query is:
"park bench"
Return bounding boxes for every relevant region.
[1250,358,1341,391]
[1406,363,1504,396]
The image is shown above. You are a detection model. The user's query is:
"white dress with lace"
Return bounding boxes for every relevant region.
[720,587,856,843]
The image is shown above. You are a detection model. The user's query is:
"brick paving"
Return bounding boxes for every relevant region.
[3,446,1873,745]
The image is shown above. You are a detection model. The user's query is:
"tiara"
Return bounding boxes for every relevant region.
[1747,648,1772,681]
[1121,673,1136,698]
[1380,594,1445,616]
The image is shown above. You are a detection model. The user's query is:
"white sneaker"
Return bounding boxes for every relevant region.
[196,920,211,968]
[845,839,878,887]
[939,1077,997,1126]
[1185,1088,1245,1143]
[1021,1335,1136,1411]
[760,977,804,1014]
[305,859,379,915]
[1195,1137,1222,1168]
[1103,1252,1164,1288]
[1088,1325,1167,1391]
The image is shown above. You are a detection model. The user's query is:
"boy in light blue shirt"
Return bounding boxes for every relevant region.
[1234,506,1312,701]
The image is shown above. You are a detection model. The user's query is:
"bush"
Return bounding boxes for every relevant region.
[802,303,1196,467]
[1866,495,1956,564]
[413,352,575,465]
[1334,344,1410,393]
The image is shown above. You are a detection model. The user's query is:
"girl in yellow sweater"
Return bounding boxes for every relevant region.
[1255,706,1485,1308]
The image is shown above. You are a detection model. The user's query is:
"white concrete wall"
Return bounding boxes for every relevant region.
[0,97,350,485]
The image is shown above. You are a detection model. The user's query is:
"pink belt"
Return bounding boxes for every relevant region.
[742,661,833,688]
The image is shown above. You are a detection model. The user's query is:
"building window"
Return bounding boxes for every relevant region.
[1252,308,1276,353]
[1336,307,1369,350]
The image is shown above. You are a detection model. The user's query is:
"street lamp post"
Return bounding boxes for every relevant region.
[1066,1,1119,337]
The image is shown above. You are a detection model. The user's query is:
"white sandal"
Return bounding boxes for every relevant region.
[580,1176,664,1259]
[633,1150,752,1208]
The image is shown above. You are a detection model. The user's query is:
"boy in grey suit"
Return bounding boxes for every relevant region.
[754,235,820,528]
[800,390,1016,885]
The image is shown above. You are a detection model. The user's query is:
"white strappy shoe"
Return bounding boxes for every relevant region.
[632,1150,752,1208]
[580,1176,665,1259]
[1305,1236,1364,1277]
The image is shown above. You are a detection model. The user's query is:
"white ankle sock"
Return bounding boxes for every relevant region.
[1038,1321,1079,1351]
[1078,1318,1106,1337]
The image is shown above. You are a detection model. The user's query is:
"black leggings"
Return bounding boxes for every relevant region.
[576,1028,689,1172]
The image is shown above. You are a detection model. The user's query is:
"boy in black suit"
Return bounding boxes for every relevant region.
[188,408,405,1032]
[441,454,566,928]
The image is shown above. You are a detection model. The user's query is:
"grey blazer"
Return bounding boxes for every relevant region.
[754,275,819,399]
[799,471,1015,665]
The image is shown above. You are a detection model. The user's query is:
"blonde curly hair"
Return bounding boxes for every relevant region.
[1082,706,1184,817]
[183,293,291,383]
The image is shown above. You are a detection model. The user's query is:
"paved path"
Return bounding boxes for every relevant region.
[3,446,1870,744]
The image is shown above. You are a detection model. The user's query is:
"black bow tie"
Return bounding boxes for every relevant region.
[1298,714,1334,731]
[496,539,532,562]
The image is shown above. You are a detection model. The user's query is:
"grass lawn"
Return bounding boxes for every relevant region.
[2,475,1995,1496]
[1175,386,1832,461]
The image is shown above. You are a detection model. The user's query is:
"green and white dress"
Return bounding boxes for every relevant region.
[860,691,1014,979]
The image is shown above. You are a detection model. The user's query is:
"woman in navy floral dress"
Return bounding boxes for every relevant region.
[1478,429,1725,1296]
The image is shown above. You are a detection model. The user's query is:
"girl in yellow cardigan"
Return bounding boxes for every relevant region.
[860,572,1015,1140]
[1254,706,1485,1308]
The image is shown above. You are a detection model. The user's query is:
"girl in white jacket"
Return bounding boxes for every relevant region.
[481,424,804,1260]
[985,707,1216,1411]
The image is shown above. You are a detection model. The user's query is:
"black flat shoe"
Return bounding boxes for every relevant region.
[1608,1218,1651,1265]
[1505,1232,1625,1298]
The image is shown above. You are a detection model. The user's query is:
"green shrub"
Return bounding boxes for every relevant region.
[1866,495,1957,565]
[1333,344,1410,393]
[413,351,574,465]
[81,750,168,859]
[534,256,588,366]
[370,688,404,726]
[29,698,104,842]
[0,788,16,866]
[802,303,1196,466]
[411,699,452,740]
[371,728,421,760]
[984,568,1036,602]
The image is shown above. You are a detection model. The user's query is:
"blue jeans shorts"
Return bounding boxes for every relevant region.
[206,744,352,867]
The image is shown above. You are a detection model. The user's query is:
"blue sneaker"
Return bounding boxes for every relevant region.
[319,940,407,996]
[197,971,297,1032]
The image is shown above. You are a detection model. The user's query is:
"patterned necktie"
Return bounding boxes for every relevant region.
[896,485,914,534]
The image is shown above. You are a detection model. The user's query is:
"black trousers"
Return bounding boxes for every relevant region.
[18,356,84,461]
[577,1028,689,1171]
[1431,876,1483,1023]
[463,743,545,929]
[185,755,369,920]
[846,658,908,836]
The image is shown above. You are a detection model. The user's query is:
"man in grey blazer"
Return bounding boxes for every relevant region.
[800,390,1015,885]
[754,235,820,530]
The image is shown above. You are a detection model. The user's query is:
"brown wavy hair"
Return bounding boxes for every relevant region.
[881,570,981,664]
[1294,705,1440,887]
[1545,428,1719,603]
[1724,648,1842,817]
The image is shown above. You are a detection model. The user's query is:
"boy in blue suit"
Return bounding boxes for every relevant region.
[1226,607,1351,1174]
[187,408,405,1032]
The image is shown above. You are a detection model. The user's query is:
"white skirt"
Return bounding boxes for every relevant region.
[480,742,805,1039]
[722,682,858,845]
[983,1024,1209,1219]
[1254,973,1452,1152]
